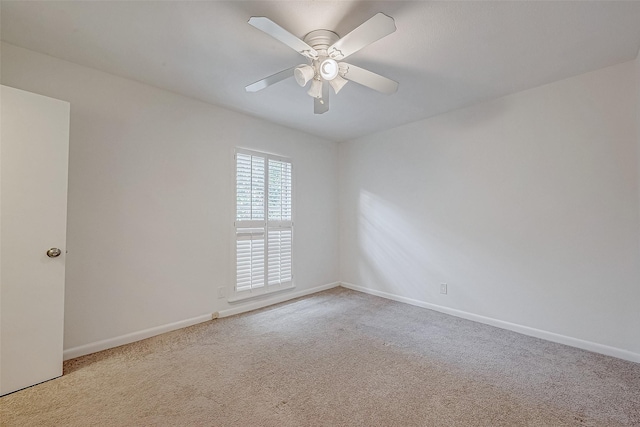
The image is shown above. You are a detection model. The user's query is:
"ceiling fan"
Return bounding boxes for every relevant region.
[245,13,399,114]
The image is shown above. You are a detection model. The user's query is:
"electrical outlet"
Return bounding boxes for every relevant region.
[217,287,226,299]
[440,283,447,294]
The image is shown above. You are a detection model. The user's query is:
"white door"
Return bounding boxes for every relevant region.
[0,85,70,396]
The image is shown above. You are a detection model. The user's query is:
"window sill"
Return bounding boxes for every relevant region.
[227,284,295,304]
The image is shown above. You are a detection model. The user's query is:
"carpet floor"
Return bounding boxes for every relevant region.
[1,287,639,426]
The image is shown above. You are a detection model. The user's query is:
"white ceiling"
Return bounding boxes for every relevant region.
[2,1,640,142]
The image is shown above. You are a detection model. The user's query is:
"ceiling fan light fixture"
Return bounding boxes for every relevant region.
[320,58,339,81]
[307,79,323,98]
[294,64,315,87]
[329,75,348,94]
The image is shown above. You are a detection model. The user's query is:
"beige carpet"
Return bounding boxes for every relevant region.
[1,287,639,426]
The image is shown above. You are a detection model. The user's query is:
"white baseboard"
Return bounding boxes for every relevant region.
[218,281,340,318]
[340,282,640,364]
[63,313,215,361]
[63,282,340,361]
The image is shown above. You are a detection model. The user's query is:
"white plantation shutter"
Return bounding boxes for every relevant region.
[235,149,293,298]
[268,159,292,222]
[268,228,292,285]
[236,229,264,292]
[267,159,292,287]
[235,151,266,294]
[236,153,264,222]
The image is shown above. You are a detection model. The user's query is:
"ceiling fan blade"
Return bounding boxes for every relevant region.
[245,66,295,92]
[340,63,398,95]
[314,81,330,114]
[249,17,318,59]
[328,13,396,60]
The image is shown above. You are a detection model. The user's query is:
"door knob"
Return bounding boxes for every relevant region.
[46,248,62,258]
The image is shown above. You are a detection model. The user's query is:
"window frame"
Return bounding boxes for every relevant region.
[230,148,294,302]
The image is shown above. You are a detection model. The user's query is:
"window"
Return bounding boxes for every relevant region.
[234,149,292,299]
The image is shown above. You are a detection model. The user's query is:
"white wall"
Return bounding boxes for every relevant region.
[636,51,640,353]
[1,43,339,351]
[635,52,640,358]
[637,50,640,273]
[340,61,640,359]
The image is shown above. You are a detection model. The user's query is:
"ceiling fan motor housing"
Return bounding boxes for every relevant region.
[303,29,340,54]
[303,29,342,83]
